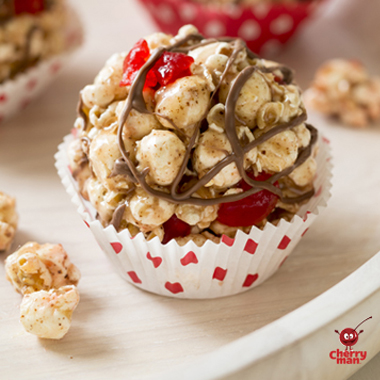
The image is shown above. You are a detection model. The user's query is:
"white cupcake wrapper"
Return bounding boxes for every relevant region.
[55,133,332,299]
[0,6,83,124]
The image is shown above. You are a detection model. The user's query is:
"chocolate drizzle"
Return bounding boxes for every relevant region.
[112,33,317,207]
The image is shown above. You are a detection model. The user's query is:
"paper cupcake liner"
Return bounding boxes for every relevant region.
[137,0,322,55]
[0,6,83,124]
[55,133,332,299]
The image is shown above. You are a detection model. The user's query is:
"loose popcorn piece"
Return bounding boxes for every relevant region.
[0,0,71,84]
[20,285,79,340]
[5,242,80,295]
[69,25,319,244]
[0,191,18,251]
[305,59,380,127]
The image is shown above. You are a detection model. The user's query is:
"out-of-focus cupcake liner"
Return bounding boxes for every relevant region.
[55,132,332,299]
[137,0,322,55]
[0,6,83,124]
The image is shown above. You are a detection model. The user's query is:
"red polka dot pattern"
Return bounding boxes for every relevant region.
[213,267,227,281]
[111,242,123,254]
[243,273,259,287]
[221,235,235,247]
[180,251,198,266]
[128,271,142,284]
[165,282,184,294]
[244,239,258,255]
[146,252,163,268]
[277,235,291,250]
[138,0,320,54]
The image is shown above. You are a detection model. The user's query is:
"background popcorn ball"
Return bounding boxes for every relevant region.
[0,191,18,251]
[0,0,69,83]
[305,59,380,127]
[20,285,79,340]
[70,25,318,243]
[5,242,81,295]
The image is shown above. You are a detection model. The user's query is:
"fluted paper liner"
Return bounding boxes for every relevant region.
[0,7,83,124]
[55,133,332,299]
[138,0,322,55]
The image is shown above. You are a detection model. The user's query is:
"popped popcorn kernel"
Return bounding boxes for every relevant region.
[5,242,80,295]
[0,191,18,251]
[20,285,79,340]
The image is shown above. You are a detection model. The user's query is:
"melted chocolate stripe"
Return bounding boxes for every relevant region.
[112,32,318,207]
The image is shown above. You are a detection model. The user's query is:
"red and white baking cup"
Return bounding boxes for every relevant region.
[55,133,332,299]
[137,0,322,55]
[0,7,83,125]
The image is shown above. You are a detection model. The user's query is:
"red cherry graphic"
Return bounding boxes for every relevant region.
[339,328,359,347]
[127,271,142,284]
[221,235,234,247]
[146,252,162,268]
[244,239,258,255]
[165,282,184,294]
[217,173,279,227]
[335,316,372,350]
[277,236,291,250]
[162,214,191,244]
[213,267,227,281]
[180,251,198,266]
[111,242,123,254]
[243,273,259,287]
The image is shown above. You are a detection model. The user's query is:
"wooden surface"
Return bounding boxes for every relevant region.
[1,0,380,379]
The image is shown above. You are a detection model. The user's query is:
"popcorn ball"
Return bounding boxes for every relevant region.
[0,191,18,251]
[305,59,380,128]
[0,0,70,83]
[68,25,319,245]
[5,241,80,295]
[20,285,79,340]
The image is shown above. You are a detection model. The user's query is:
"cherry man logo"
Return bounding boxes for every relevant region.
[335,316,372,350]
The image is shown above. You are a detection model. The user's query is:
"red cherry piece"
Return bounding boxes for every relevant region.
[217,172,279,227]
[120,39,157,88]
[244,239,258,255]
[146,252,162,268]
[153,52,194,86]
[162,214,191,244]
[213,267,227,281]
[242,273,259,287]
[165,282,184,294]
[14,0,44,14]
[277,236,291,250]
[127,271,142,284]
[111,242,123,254]
[120,39,194,89]
[180,251,198,266]
[279,256,288,267]
[221,235,234,247]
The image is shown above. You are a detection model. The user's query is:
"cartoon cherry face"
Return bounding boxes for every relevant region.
[335,316,372,350]
[339,328,359,346]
